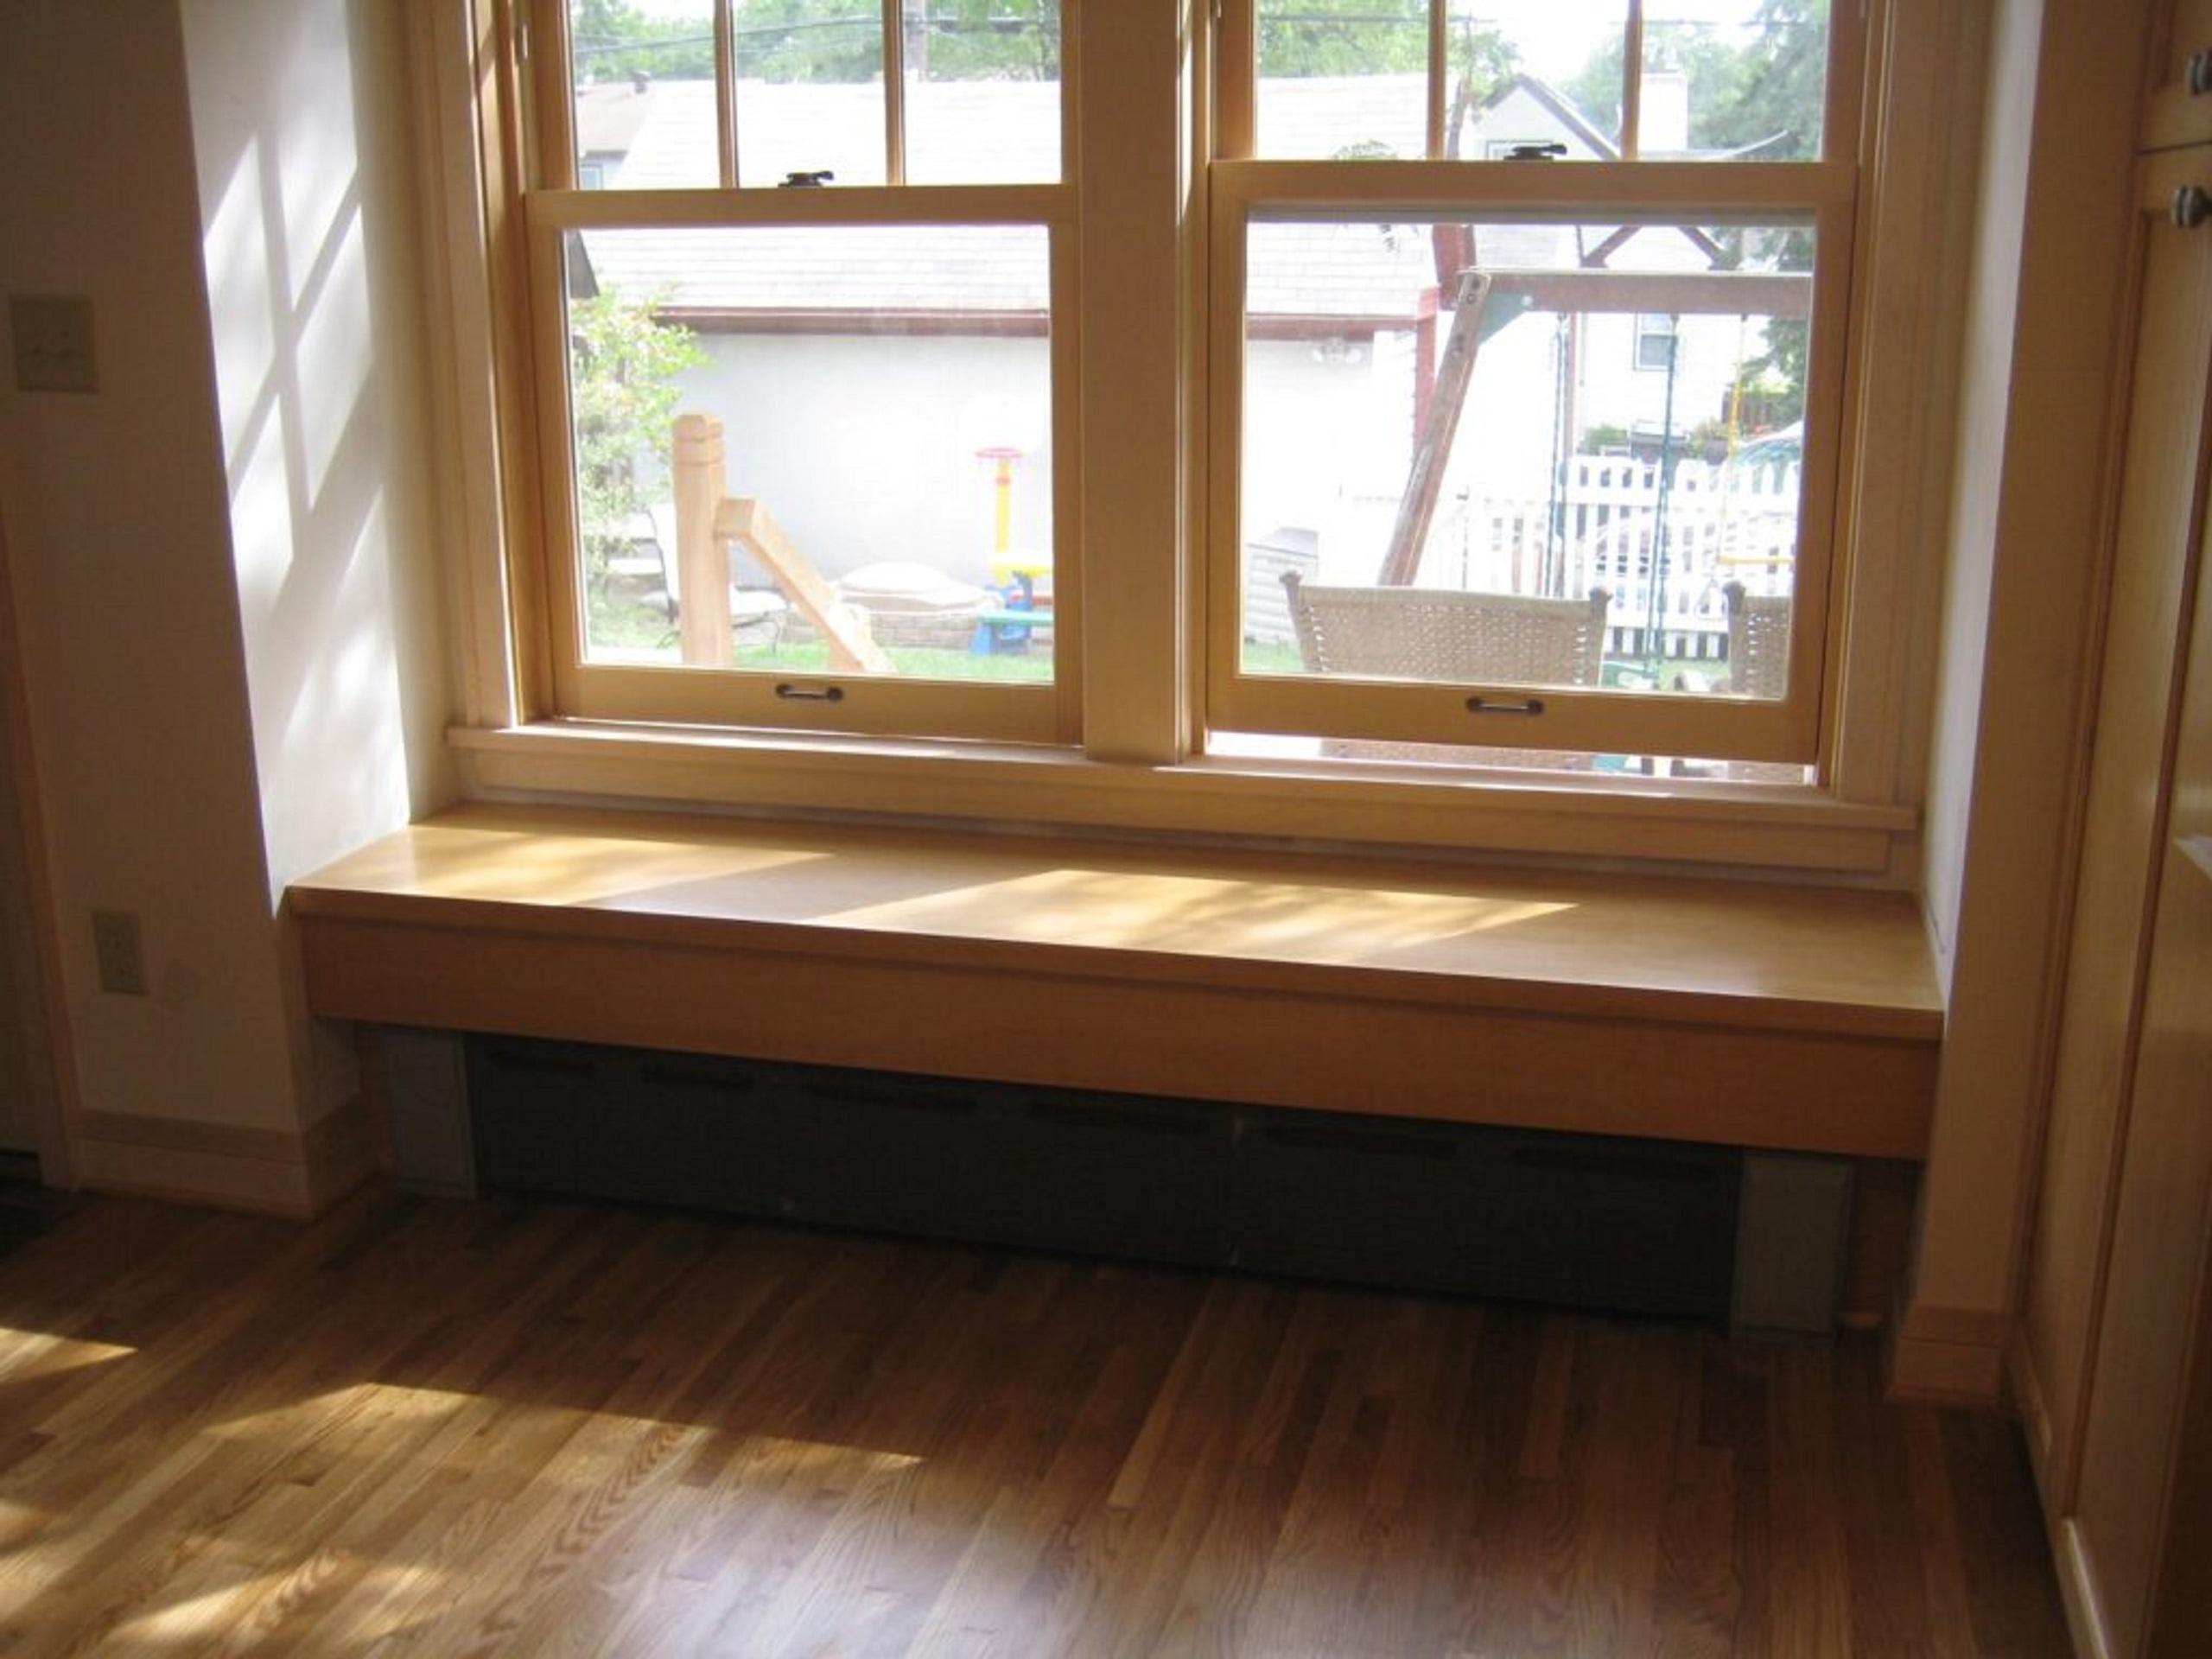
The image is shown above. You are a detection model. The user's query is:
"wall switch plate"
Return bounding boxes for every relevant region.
[10,295,98,395]
[91,909,147,997]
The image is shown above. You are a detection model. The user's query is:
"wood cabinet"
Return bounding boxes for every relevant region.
[2143,0,2212,149]
[2023,80,2212,1659]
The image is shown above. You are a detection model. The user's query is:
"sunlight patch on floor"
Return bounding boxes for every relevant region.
[0,1326,137,1384]
[202,1380,475,1441]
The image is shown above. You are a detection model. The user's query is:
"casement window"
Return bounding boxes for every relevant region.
[447,1,1952,868]
[1207,0,1859,773]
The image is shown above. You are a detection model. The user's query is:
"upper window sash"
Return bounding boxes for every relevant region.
[1221,0,1859,168]
[531,0,1070,194]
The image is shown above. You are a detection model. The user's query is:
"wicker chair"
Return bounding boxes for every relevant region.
[1722,580,1790,700]
[1722,581,1804,782]
[1281,573,1609,686]
[1279,572,1610,770]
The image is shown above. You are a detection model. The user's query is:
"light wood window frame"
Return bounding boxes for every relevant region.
[506,0,1082,746]
[425,0,1974,878]
[1206,0,1867,768]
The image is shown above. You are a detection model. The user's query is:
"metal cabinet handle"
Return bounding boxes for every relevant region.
[2189,48,2212,96]
[2174,185,2212,231]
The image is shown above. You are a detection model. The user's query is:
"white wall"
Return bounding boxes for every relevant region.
[1922,0,2042,975]
[0,0,446,1210]
[0,2,304,1156]
[181,0,452,889]
[1904,0,2150,1385]
[682,334,1056,588]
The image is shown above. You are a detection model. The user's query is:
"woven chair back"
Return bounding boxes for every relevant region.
[1281,574,1610,687]
[1722,580,1790,700]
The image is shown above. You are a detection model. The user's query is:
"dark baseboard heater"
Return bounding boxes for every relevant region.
[380,1033,1852,1332]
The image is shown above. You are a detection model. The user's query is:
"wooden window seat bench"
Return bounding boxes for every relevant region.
[287,803,1942,1326]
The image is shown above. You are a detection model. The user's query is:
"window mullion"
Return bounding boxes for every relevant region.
[884,0,907,187]
[1077,0,1192,764]
[528,0,575,190]
[1217,0,1255,162]
[1427,0,1446,162]
[715,0,738,188]
[1622,0,1645,161]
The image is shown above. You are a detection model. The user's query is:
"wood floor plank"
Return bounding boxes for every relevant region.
[0,1186,2074,1656]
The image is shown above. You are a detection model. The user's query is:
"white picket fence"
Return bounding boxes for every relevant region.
[1450,455,1802,662]
[1255,455,1802,663]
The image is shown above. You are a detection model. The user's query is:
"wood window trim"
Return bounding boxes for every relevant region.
[413,0,1973,881]
[1204,0,1867,769]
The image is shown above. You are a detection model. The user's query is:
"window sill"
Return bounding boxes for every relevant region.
[448,720,1917,878]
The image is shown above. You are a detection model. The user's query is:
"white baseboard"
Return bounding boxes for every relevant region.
[70,1099,380,1218]
[1888,1299,2009,1405]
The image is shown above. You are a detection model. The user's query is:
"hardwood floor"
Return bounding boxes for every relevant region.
[0,1184,2068,1656]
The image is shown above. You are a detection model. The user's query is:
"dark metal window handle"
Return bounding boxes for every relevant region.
[774,683,845,702]
[1465,695,1547,716]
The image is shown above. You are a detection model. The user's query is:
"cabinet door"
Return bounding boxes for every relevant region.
[2145,0,2212,150]
[2022,143,2212,1506]
[2071,576,2212,1659]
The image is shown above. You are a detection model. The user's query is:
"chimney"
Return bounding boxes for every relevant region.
[1638,69,1690,155]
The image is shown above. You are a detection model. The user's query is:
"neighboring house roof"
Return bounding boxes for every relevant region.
[578,73,1763,327]
[1471,73,1621,159]
[575,78,658,162]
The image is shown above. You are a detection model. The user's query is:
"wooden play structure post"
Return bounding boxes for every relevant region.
[670,412,894,676]
[1379,270,1491,587]
[715,499,894,674]
[672,414,734,667]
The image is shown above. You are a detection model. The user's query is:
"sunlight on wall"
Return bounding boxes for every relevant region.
[204,137,280,480]
[294,211,374,505]
[183,0,438,908]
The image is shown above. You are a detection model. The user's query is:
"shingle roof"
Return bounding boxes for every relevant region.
[579,73,1719,324]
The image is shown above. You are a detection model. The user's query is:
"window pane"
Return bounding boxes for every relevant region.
[1255,0,1431,160]
[1452,3,1629,156]
[569,0,719,188]
[1240,213,1809,709]
[1209,728,1813,781]
[903,1,1063,184]
[1252,5,1829,163]
[1638,3,1829,162]
[567,226,1055,684]
[734,0,888,187]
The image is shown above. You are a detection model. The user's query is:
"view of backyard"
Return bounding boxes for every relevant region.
[563,0,1826,771]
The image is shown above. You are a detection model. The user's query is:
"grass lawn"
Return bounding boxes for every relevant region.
[592,592,1729,692]
[587,591,1058,681]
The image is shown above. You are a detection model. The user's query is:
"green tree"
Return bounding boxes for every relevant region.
[731,2,880,82]
[1561,0,1827,423]
[1259,1,1427,79]
[903,1,1061,80]
[1564,0,1825,157]
[569,292,706,586]
[1713,1,1829,421]
[571,0,716,81]
[1707,0,1830,161]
